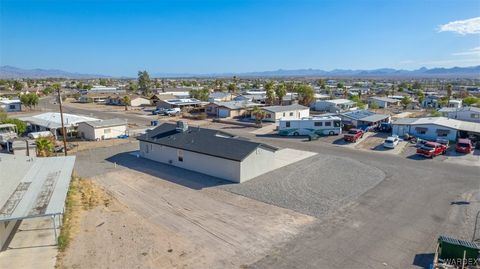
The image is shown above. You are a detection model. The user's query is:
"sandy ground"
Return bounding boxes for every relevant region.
[68,138,134,153]
[60,170,316,269]
[0,218,59,269]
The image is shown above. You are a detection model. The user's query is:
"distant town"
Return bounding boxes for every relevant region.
[0,69,479,268]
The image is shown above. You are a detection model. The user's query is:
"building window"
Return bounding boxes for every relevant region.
[325,122,331,127]
[415,127,428,134]
[289,112,293,116]
[266,114,271,118]
[177,149,183,162]
[314,122,322,127]
[104,128,111,134]
[286,121,291,127]
[471,113,480,119]
[9,105,16,109]
[283,112,285,117]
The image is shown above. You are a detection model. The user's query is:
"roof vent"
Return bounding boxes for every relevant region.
[176,121,188,132]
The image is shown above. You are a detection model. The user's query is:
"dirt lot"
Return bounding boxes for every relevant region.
[60,170,315,269]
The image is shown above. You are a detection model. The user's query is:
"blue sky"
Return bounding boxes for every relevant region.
[1,0,479,76]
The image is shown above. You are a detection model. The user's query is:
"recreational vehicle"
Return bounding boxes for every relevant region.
[278,116,342,136]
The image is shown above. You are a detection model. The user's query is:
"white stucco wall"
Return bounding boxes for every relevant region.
[139,141,243,182]
[259,108,310,122]
[78,123,127,140]
[239,147,276,182]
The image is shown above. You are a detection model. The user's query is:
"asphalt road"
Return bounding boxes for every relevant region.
[38,96,153,126]
[244,136,479,269]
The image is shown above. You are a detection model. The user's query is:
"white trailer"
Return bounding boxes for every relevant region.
[278,116,342,136]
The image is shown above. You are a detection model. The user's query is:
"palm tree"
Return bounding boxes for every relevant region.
[123,96,131,111]
[343,87,349,98]
[36,137,54,157]
[446,84,452,107]
[251,106,267,127]
[275,83,287,105]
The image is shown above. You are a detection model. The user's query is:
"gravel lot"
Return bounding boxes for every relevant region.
[220,154,385,218]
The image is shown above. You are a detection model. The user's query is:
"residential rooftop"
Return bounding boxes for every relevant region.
[137,123,277,161]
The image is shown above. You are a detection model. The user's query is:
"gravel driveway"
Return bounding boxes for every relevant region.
[220,154,385,218]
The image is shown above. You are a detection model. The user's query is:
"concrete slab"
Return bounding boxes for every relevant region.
[0,217,59,269]
[249,124,276,135]
[273,149,317,169]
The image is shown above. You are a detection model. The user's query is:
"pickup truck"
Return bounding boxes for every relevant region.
[343,128,364,143]
[416,142,447,158]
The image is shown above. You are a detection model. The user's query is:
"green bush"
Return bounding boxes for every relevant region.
[1,118,27,134]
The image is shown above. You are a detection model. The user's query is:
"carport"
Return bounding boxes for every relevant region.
[0,154,76,250]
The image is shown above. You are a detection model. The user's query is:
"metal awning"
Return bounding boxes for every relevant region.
[0,154,76,222]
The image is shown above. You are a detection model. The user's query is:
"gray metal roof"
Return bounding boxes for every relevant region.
[360,114,390,123]
[341,110,389,122]
[81,118,127,128]
[137,123,277,161]
[369,96,400,103]
[214,101,259,110]
[0,154,76,222]
[262,104,309,113]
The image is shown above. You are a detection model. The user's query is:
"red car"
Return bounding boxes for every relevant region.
[456,138,473,154]
[343,129,364,143]
[416,142,447,158]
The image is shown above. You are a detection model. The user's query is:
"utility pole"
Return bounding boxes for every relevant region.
[57,87,68,156]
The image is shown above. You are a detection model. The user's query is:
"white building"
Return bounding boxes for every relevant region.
[314,99,357,113]
[254,104,310,122]
[368,96,401,108]
[130,97,151,107]
[0,99,22,112]
[138,122,278,183]
[392,117,480,141]
[19,112,99,138]
[438,107,480,123]
[156,98,203,109]
[77,118,127,140]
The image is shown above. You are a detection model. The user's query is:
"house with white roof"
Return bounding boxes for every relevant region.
[438,106,480,123]
[254,104,310,122]
[19,112,99,138]
[313,99,357,113]
[156,98,204,110]
[0,99,22,112]
[368,96,401,108]
[392,117,480,141]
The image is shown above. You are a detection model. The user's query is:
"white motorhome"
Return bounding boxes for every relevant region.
[0,124,18,145]
[278,116,342,136]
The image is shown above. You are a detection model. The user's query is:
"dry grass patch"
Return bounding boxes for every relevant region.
[55,176,111,268]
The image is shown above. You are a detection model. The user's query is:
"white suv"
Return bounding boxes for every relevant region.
[383,135,400,149]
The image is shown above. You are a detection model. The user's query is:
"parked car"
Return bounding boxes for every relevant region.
[455,138,474,154]
[383,135,400,149]
[436,138,450,147]
[164,108,181,116]
[343,128,364,143]
[416,142,447,158]
[152,108,165,115]
[377,122,392,133]
[415,138,429,147]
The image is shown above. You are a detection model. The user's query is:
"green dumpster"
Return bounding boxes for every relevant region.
[438,235,480,264]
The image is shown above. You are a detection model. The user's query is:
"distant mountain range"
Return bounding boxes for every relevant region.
[154,66,480,78]
[1,65,479,79]
[0,65,109,79]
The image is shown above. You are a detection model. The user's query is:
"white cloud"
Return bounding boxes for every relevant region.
[452,46,480,56]
[438,17,480,35]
